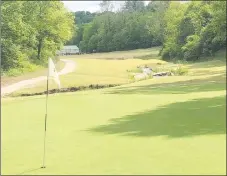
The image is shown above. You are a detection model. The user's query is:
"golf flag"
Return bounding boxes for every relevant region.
[48,58,61,89]
[42,58,61,168]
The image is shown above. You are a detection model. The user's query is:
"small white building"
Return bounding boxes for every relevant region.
[57,45,80,55]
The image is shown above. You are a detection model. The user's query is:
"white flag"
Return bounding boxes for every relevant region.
[48,58,61,89]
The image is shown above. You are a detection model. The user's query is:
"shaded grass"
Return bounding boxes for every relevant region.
[106,74,226,95]
[187,49,226,71]
[89,96,226,138]
[108,82,226,95]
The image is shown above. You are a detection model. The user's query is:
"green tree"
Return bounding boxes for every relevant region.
[1,1,75,73]
[122,0,145,12]
[1,1,31,71]
[23,1,74,61]
[161,2,188,60]
[161,1,226,61]
[66,11,97,46]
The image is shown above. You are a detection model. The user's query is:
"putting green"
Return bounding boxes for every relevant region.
[2,81,226,175]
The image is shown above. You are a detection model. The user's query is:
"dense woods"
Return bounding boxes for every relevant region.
[68,1,226,61]
[1,1,226,75]
[75,1,169,53]
[161,1,226,61]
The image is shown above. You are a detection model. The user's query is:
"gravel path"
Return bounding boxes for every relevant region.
[1,59,76,96]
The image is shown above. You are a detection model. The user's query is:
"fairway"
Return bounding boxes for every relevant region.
[2,49,226,175]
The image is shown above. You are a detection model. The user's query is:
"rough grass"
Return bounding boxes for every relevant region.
[1,48,226,175]
[1,60,65,87]
[9,47,165,96]
[9,48,226,97]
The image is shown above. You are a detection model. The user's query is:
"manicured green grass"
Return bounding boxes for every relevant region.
[2,48,226,175]
[2,82,226,175]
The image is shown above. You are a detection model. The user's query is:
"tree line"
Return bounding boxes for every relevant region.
[69,1,226,61]
[70,1,168,53]
[1,1,74,73]
[1,1,226,74]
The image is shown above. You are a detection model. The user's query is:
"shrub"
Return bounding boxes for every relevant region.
[6,68,23,76]
[4,62,42,76]
[171,65,189,75]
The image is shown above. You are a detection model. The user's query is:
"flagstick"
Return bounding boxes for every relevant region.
[42,75,49,168]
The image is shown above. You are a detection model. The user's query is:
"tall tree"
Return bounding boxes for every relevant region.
[1,1,31,70]
[161,1,226,61]
[23,1,75,60]
[1,1,75,72]
[66,11,97,46]
[122,0,145,12]
[99,1,114,12]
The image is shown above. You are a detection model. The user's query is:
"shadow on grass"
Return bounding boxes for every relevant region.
[189,70,226,76]
[18,167,42,175]
[88,96,226,138]
[186,49,226,69]
[188,60,226,69]
[134,53,160,60]
[107,74,226,95]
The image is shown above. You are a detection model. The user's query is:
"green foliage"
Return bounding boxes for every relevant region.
[66,11,97,45]
[170,65,189,76]
[75,11,97,25]
[122,0,145,12]
[161,2,188,60]
[4,62,42,77]
[2,0,226,75]
[79,11,158,53]
[1,1,74,73]
[161,1,226,61]
[68,1,171,53]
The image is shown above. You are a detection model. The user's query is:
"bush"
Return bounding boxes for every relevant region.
[171,65,189,75]
[5,68,24,76]
[181,35,202,61]
[4,62,42,76]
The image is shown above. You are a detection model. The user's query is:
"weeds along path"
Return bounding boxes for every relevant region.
[1,59,76,96]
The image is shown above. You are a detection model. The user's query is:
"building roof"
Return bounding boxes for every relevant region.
[63,45,79,50]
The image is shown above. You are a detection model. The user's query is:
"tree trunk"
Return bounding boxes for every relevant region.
[37,38,42,60]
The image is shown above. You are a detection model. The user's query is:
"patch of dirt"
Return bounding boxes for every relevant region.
[12,84,120,97]
[1,59,76,96]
